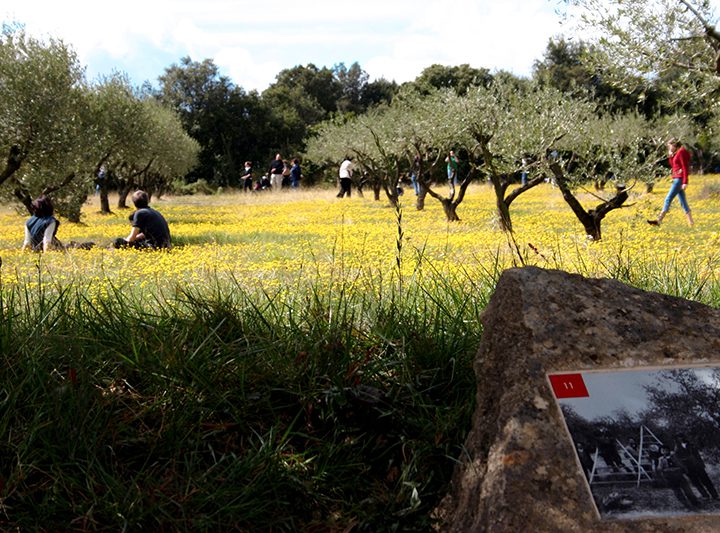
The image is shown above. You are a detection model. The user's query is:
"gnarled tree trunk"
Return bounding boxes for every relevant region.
[550,163,629,241]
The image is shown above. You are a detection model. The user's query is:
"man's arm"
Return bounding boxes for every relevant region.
[125,226,142,243]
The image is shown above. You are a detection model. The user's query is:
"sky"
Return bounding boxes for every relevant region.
[2,0,574,92]
[555,367,719,422]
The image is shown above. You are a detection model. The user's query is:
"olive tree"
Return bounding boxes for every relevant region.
[547,110,663,240]
[141,99,200,198]
[114,98,199,208]
[0,26,90,218]
[389,89,467,216]
[563,0,720,105]
[306,104,415,204]
[86,74,151,213]
[438,80,598,230]
[306,89,474,219]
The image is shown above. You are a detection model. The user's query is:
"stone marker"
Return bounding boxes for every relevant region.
[434,266,720,532]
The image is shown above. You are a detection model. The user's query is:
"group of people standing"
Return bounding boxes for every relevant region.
[241,154,302,192]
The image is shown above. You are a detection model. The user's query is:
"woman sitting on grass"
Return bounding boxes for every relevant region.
[21,195,62,252]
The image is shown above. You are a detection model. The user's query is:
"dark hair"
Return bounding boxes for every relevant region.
[131,190,150,209]
[244,161,252,167]
[31,195,54,217]
[293,158,299,164]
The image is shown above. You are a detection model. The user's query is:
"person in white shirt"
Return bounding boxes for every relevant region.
[337,156,354,198]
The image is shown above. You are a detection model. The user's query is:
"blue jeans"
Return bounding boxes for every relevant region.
[410,173,420,195]
[662,179,690,213]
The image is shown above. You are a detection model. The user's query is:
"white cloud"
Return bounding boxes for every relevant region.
[3,0,567,91]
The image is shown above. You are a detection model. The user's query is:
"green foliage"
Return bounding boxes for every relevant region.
[261,62,398,162]
[409,63,494,95]
[563,0,720,109]
[533,37,658,115]
[158,56,270,186]
[0,28,198,217]
[170,178,216,195]
[0,26,89,213]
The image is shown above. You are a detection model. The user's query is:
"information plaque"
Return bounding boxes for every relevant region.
[548,367,720,519]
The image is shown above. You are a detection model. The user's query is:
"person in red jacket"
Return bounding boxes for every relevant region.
[648,139,694,226]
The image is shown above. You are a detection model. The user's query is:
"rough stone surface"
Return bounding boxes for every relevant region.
[435,266,720,532]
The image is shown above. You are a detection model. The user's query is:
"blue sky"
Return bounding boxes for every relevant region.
[3,0,575,91]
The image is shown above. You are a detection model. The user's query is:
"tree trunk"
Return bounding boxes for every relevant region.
[355,177,365,198]
[490,176,512,232]
[497,197,513,232]
[441,199,460,222]
[551,163,628,241]
[416,189,427,210]
[582,217,602,241]
[117,186,131,209]
[0,145,24,189]
[99,186,111,214]
[13,185,33,215]
[373,181,381,201]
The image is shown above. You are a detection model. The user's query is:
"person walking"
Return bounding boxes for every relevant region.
[337,156,354,198]
[648,139,694,226]
[410,154,421,195]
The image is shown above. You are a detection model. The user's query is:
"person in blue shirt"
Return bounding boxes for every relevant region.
[290,158,302,188]
[22,195,61,252]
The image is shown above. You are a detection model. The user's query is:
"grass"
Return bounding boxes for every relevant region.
[0,266,486,531]
[0,180,719,530]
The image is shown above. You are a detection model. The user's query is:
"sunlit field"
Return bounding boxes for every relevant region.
[1,177,719,303]
[2,178,720,531]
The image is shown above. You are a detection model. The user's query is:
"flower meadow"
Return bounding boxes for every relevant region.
[1,179,720,531]
[1,179,719,304]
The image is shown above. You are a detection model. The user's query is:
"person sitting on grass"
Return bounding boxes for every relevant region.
[21,195,62,252]
[114,190,171,250]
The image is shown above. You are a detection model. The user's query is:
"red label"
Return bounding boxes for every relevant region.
[549,373,589,399]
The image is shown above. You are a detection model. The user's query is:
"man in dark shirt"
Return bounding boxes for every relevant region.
[269,153,284,190]
[114,190,171,249]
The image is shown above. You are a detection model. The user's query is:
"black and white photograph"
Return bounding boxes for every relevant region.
[549,367,720,520]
